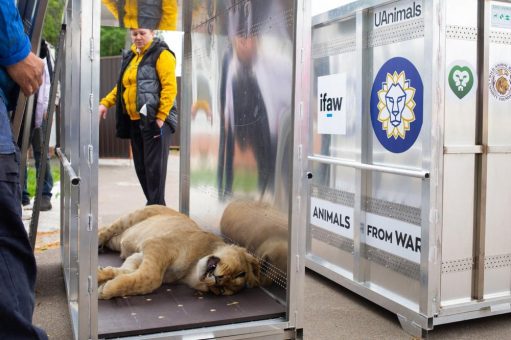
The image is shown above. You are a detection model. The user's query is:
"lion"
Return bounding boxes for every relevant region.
[220,200,288,286]
[496,76,509,96]
[97,205,260,299]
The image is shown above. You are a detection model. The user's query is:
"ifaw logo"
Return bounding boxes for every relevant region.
[370,57,423,153]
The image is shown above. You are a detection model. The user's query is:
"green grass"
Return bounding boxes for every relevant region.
[26,159,60,198]
[191,168,258,192]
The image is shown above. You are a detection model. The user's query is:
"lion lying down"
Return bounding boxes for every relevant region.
[220,200,288,286]
[97,205,260,300]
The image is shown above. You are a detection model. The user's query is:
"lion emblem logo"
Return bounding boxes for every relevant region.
[370,57,423,153]
[489,63,511,101]
[377,71,416,140]
[448,65,475,99]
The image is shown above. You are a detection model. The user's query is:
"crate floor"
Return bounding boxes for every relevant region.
[98,251,286,338]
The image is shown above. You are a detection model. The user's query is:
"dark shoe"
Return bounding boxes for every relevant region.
[22,198,31,206]
[40,196,52,211]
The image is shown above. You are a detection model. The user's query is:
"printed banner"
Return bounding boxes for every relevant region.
[310,197,354,239]
[364,213,421,264]
[373,0,423,29]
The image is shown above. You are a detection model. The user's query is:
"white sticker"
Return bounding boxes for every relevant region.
[364,213,421,264]
[310,196,422,263]
[317,73,347,135]
[489,63,511,101]
[310,197,353,239]
[373,0,423,29]
[492,4,511,29]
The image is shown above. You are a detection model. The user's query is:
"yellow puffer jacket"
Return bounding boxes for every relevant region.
[100,39,177,122]
[101,0,178,30]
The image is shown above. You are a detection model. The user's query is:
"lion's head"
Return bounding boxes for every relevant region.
[496,76,510,95]
[196,245,260,295]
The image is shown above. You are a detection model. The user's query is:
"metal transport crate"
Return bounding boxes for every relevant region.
[57,0,310,338]
[306,0,511,336]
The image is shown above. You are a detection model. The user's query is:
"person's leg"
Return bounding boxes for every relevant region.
[141,122,172,205]
[21,127,35,206]
[0,151,48,340]
[32,126,54,198]
[129,120,149,202]
[31,127,53,210]
[22,165,30,205]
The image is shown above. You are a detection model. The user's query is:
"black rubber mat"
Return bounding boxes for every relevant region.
[98,251,286,338]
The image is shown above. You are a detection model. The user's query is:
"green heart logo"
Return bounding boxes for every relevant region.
[448,66,474,99]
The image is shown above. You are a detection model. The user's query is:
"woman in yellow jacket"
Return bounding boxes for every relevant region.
[99,28,177,205]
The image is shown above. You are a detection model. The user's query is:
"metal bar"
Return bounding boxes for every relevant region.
[86,0,101,337]
[70,0,100,337]
[438,296,511,317]
[12,94,27,142]
[287,0,310,331]
[420,0,444,319]
[28,26,67,250]
[18,94,35,193]
[487,146,511,154]
[12,0,49,141]
[444,145,484,154]
[308,155,430,179]
[179,2,192,215]
[55,147,80,186]
[353,9,369,284]
[17,0,49,197]
[472,0,491,301]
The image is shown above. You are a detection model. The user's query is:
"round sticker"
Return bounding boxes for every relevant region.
[448,63,475,99]
[370,57,423,153]
[489,63,511,101]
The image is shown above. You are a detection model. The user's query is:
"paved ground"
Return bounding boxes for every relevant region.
[29,154,511,339]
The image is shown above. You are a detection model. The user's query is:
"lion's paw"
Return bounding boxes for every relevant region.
[97,266,116,284]
[97,227,110,247]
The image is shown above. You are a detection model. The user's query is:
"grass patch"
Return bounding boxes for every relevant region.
[26,159,60,198]
[191,168,258,193]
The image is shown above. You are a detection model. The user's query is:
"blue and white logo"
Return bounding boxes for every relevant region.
[370,57,423,153]
[317,73,347,135]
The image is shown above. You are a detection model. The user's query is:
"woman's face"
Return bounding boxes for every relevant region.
[131,29,154,49]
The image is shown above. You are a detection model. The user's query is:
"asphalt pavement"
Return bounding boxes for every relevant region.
[29,154,511,339]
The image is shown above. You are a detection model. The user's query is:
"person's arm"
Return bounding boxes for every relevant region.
[158,0,178,30]
[0,2,44,96]
[98,86,118,119]
[101,0,119,20]
[0,3,31,66]
[155,50,177,126]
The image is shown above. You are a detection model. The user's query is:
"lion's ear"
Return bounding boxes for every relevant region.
[244,252,260,287]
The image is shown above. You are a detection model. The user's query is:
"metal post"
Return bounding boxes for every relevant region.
[180,2,192,215]
[17,0,49,195]
[420,0,444,320]
[287,0,311,331]
[353,9,369,284]
[29,25,67,250]
[473,0,491,300]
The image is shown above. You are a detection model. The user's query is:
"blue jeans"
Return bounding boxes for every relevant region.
[0,90,15,154]
[0,98,48,339]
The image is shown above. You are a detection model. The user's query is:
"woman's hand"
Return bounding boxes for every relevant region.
[156,118,164,128]
[99,104,108,119]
